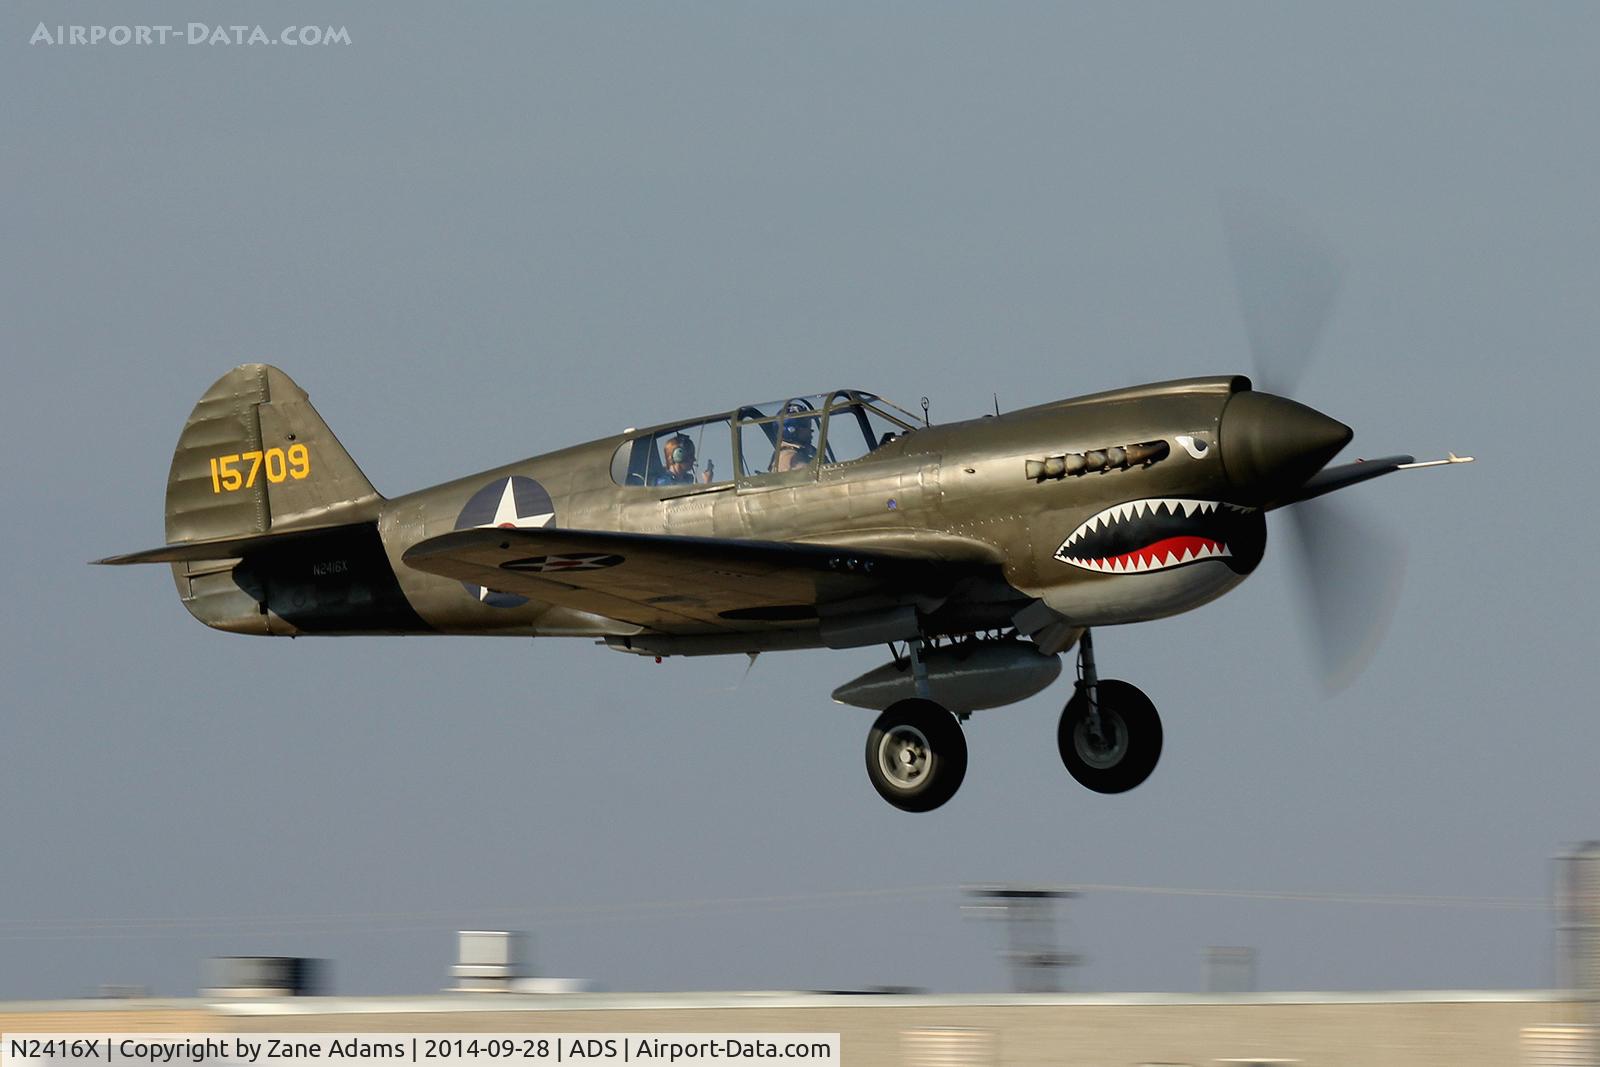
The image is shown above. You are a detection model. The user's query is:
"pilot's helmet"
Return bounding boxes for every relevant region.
[664,433,695,466]
[780,399,815,444]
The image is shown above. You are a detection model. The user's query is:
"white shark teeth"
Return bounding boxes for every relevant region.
[1057,538,1235,573]
[1053,494,1246,573]
[1062,497,1230,544]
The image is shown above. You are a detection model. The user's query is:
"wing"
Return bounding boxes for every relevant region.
[401,527,994,633]
[1272,452,1474,508]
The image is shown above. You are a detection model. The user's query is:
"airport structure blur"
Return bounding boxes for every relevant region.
[4,850,1599,1067]
[1558,842,1600,1064]
[961,886,1082,993]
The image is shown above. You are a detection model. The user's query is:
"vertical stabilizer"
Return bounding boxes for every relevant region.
[165,364,380,544]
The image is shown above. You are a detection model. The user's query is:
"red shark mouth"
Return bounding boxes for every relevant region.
[1055,498,1258,574]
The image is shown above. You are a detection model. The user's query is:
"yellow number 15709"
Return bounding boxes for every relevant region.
[209,444,311,493]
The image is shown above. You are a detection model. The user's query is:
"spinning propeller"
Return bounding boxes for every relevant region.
[1221,195,1406,691]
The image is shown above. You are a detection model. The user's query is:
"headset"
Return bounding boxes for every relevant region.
[780,399,816,444]
[663,434,695,466]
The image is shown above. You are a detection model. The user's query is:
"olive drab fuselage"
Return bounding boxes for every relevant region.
[287,377,1258,642]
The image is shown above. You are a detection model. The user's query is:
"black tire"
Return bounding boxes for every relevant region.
[864,699,968,812]
[1057,679,1162,794]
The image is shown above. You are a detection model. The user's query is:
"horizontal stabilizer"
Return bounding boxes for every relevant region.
[94,521,373,565]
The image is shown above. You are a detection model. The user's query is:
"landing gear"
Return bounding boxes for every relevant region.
[1058,629,1162,794]
[862,637,969,812]
[865,698,968,812]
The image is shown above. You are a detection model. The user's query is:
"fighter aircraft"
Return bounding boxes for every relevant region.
[98,207,1474,811]
[97,359,1470,811]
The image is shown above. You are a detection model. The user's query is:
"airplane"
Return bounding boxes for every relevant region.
[97,363,1471,811]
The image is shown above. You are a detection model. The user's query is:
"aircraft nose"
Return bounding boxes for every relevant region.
[1219,391,1352,506]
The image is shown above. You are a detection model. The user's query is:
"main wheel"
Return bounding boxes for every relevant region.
[864,699,968,812]
[1058,679,1162,794]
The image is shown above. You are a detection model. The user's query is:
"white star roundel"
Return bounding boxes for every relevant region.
[452,476,557,607]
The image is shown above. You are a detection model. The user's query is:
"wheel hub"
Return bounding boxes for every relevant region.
[1074,712,1127,769]
[880,724,931,789]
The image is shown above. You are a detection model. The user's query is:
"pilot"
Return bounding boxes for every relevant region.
[771,400,819,472]
[655,433,704,485]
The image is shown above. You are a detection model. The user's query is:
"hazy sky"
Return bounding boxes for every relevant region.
[4,3,1598,999]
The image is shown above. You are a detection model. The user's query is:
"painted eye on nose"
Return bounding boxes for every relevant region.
[1175,435,1210,459]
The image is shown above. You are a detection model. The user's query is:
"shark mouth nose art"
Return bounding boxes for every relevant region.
[1056,498,1259,574]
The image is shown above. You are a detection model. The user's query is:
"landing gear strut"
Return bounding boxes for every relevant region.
[863,640,968,812]
[1057,629,1163,794]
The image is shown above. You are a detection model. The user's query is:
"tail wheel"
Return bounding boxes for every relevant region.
[1058,679,1162,794]
[865,698,967,812]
